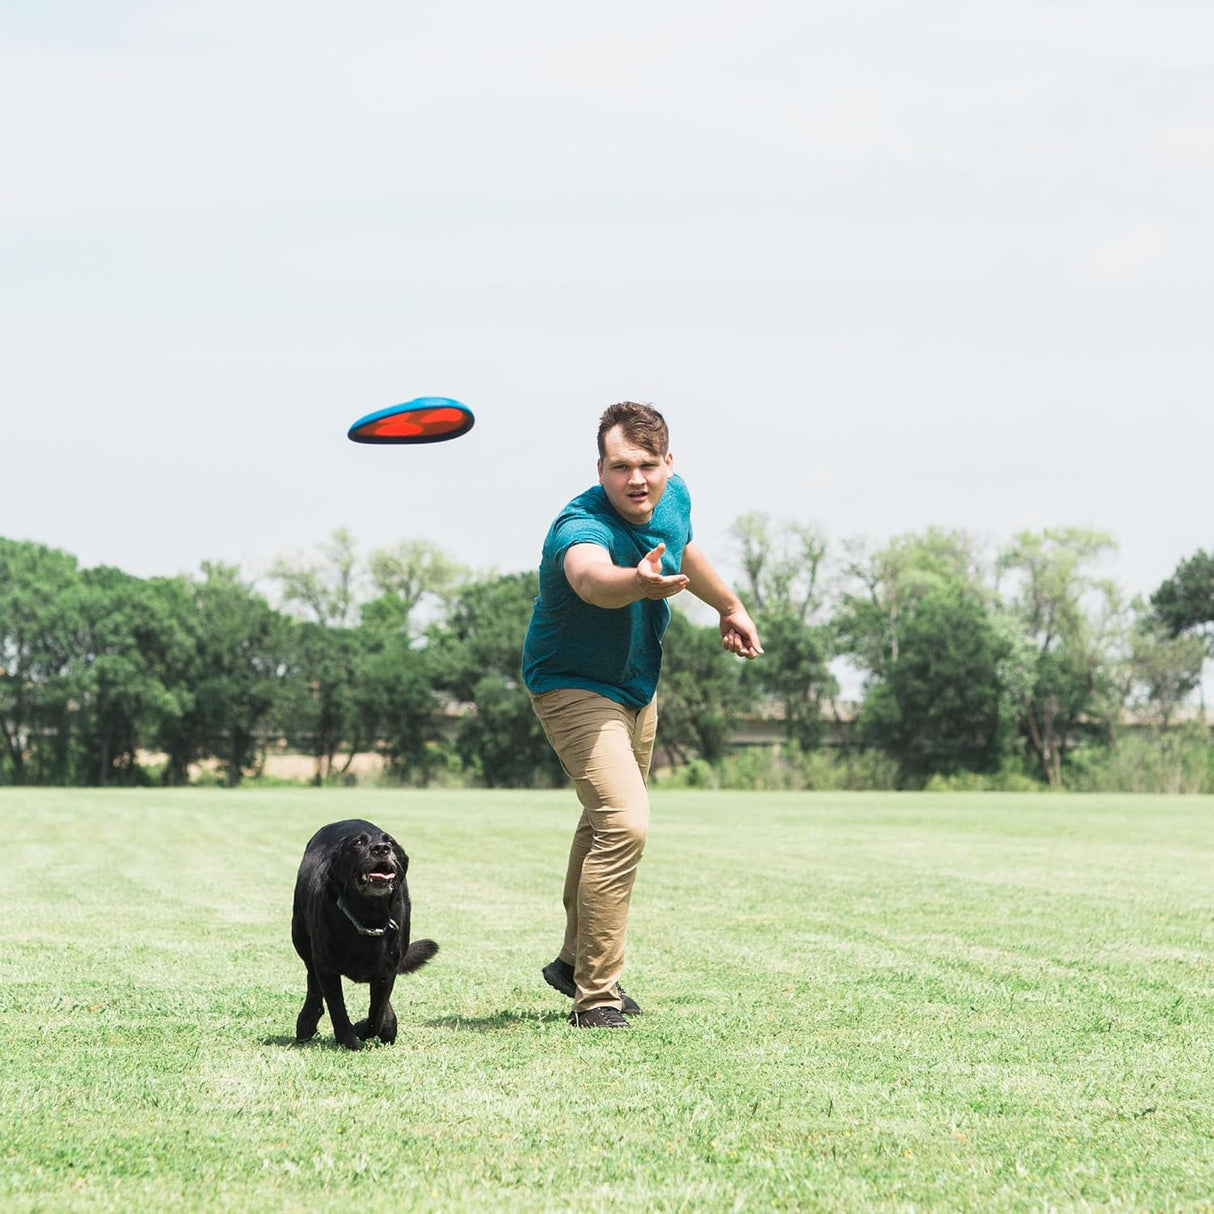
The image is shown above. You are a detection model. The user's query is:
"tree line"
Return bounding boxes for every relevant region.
[1,526,1210,791]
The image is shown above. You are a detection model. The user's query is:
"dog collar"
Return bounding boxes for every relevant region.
[336,896,399,937]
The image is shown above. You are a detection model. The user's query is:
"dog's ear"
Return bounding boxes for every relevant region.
[389,836,409,875]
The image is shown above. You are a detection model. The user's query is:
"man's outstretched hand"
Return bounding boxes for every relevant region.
[635,543,690,600]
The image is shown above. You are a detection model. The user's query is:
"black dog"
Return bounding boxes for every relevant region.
[291,819,438,1050]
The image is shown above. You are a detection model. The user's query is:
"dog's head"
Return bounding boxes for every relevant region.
[333,828,408,900]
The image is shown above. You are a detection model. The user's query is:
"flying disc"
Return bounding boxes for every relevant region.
[347,397,475,445]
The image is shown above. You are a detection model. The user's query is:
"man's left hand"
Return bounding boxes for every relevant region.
[720,608,763,660]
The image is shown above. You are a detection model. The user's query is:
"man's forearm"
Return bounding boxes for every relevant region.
[567,561,648,608]
[681,541,743,615]
[564,541,689,608]
[681,541,764,659]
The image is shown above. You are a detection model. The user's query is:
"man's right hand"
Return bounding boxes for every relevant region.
[634,543,690,600]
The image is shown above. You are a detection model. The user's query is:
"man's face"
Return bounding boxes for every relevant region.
[597,425,673,525]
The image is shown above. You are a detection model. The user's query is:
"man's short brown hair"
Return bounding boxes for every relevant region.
[597,402,669,459]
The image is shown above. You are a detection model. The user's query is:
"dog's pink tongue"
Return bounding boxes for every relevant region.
[367,871,393,882]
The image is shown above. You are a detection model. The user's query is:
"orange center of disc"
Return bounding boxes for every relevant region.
[359,406,467,438]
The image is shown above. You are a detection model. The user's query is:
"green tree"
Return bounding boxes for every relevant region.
[996,528,1126,787]
[732,513,837,749]
[747,610,838,751]
[140,575,208,786]
[428,572,563,787]
[268,530,366,780]
[860,587,1013,785]
[269,527,361,629]
[276,620,361,783]
[452,672,553,788]
[1150,549,1214,646]
[344,584,444,785]
[837,527,988,678]
[1127,613,1206,729]
[837,528,996,772]
[64,567,192,785]
[368,538,468,637]
[190,563,291,785]
[270,531,384,781]
[656,608,754,766]
[732,512,827,622]
[0,539,81,783]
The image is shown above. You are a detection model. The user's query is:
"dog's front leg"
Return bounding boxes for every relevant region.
[317,971,362,1050]
[355,975,398,1043]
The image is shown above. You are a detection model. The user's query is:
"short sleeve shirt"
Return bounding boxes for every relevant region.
[521,474,693,709]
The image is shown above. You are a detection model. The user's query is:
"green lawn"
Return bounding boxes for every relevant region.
[1,788,1211,1211]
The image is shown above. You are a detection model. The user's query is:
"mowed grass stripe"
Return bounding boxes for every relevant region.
[1,789,1211,1211]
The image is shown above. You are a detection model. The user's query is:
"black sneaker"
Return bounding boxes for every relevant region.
[570,1006,630,1028]
[542,957,576,997]
[543,958,642,1015]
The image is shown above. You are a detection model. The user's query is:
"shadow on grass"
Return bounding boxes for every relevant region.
[261,1035,426,1051]
[261,1008,566,1045]
[422,1009,568,1032]
[261,1034,350,1050]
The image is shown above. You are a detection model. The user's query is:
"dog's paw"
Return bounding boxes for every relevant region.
[353,1016,397,1044]
[295,1017,320,1042]
[337,1034,364,1051]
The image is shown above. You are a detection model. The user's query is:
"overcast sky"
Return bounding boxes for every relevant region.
[3,0,1211,612]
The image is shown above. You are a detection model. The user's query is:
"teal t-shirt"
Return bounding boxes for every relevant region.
[522,474,693,709]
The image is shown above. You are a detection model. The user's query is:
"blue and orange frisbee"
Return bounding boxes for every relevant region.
[348,397,475,445]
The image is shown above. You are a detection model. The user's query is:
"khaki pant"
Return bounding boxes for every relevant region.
[530,687,657,1012]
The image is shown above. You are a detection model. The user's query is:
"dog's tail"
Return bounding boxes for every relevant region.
[399,938,438,973]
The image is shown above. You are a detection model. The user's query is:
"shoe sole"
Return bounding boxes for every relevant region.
[542,963,576,999]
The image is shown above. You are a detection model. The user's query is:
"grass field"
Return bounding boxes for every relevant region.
[1,788,1212,1212]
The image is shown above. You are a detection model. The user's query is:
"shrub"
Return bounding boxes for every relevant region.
[657,743,899,791]
[923,761,1046,793]
[1065,728,1214,794]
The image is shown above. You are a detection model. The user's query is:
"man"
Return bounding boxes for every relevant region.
[522,402,763,1028]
